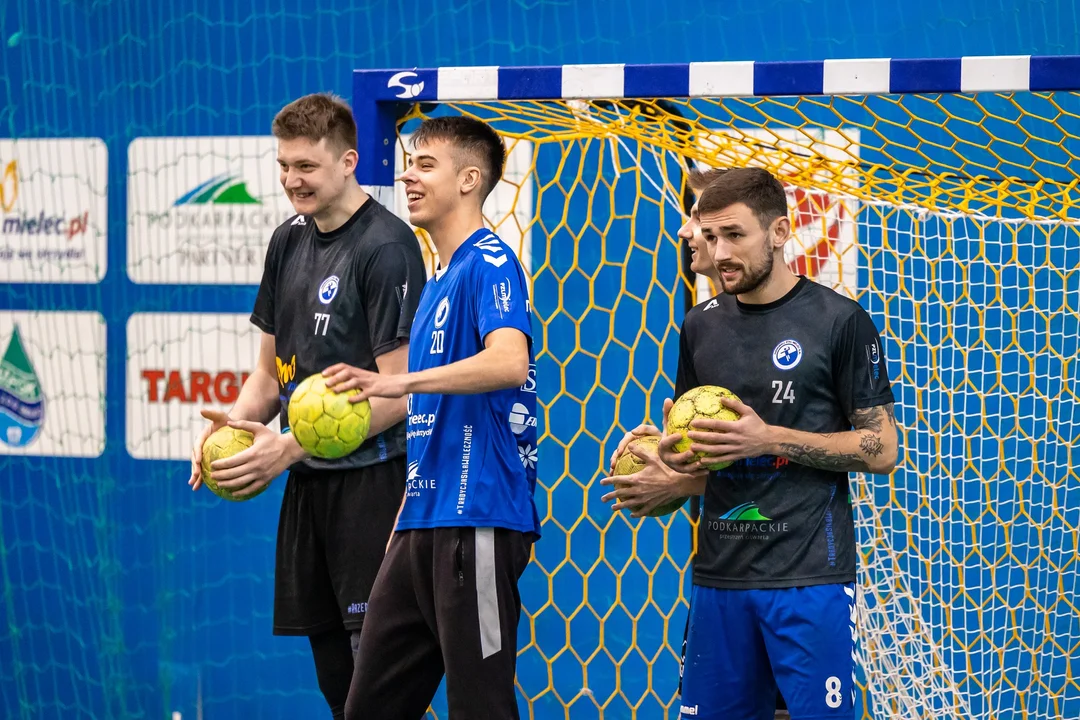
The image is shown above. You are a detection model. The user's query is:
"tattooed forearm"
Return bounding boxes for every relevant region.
[775,403,898,473]
[859,432,884,458]
[850,403,896,433]
[777,443,871,472]
[850,406,883,433]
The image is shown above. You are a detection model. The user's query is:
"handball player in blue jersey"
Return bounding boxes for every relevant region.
[659,167,898,720]
[342,116,540,720]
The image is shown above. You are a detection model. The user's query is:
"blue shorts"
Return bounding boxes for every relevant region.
[679,582,856,720]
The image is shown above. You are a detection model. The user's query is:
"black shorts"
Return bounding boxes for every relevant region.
[272,458,405,636]
[345,526,533,720]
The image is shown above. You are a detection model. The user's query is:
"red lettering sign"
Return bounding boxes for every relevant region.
[142,369,252,404]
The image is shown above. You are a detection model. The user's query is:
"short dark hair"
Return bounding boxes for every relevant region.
[696,167,787,230]
[411,116,506,201]
[272,93,358,157]
[686,166,729,193]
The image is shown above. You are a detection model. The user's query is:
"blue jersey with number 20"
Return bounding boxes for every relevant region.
[397,229,541,537]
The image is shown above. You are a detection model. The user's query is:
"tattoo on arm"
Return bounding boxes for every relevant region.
[850,405,886,433]
[851,405,893,462]
[776,403,896,473]
[859,432,884,458]
[776,443,871,472]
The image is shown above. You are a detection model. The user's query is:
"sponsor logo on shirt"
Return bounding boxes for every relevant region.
[407,410,436,440]
[508,402,536,435]
[521,363,536,393]
[492,278,512,316]
[517,443,537,469]
[865,342,881,389]
[275,354,296,387]
[405,459,436,498]
[707,499,789,539]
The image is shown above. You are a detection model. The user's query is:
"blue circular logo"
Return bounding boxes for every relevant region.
[318,275,339,304]
[772,339,802,370]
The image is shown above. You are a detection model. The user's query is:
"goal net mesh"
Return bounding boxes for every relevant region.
[391,90,1080,720]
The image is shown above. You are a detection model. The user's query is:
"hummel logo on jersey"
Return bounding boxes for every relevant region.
[772,339,803,370]
[474,232,508,267]
[703,298,719,311]
[291,215,306,226]
[318,275,339,304]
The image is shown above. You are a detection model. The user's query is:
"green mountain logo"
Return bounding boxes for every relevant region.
[173,174,259,206]
[0,324,45,448]
[718,502,771,522]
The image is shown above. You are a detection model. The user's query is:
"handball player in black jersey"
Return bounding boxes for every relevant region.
[187,93,427,719]
[660,167,898,720]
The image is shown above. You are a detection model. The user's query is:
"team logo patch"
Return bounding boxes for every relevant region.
[772,339,802,370]
[434,297,450,329]
[318,275,339,304]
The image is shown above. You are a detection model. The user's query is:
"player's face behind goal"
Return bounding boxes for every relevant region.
[683,166,731,280]
[677,203,717,279]
[697,168,791,297]
[275,135,358,220]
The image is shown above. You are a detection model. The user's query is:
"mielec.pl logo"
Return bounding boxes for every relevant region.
[0,324,45,448]
[148,172,286,268]
[0,159,90,241]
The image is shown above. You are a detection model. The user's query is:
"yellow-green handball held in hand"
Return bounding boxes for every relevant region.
[287,373,372,459]
[612,435,689,517]
[666,385,743,471]
[201,427,267,502]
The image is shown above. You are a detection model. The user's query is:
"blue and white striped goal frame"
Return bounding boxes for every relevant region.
[352,54,1080,196]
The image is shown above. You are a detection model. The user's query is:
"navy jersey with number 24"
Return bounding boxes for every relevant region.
[397,229,541,537]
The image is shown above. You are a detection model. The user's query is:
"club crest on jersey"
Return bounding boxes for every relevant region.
[318,275,339,304]
[434,297,450,329]
[772,339,802,370]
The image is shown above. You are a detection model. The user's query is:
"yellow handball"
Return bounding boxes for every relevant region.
[201,426,266,502]
[287,373,372,459]
[612,435,688,518]
[666,385,743,471]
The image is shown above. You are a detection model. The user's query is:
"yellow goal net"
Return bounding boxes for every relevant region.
[355,57,1080,719]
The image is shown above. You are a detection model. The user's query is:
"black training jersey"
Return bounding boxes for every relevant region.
[676,277,895,589]
[251,199,428,472]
